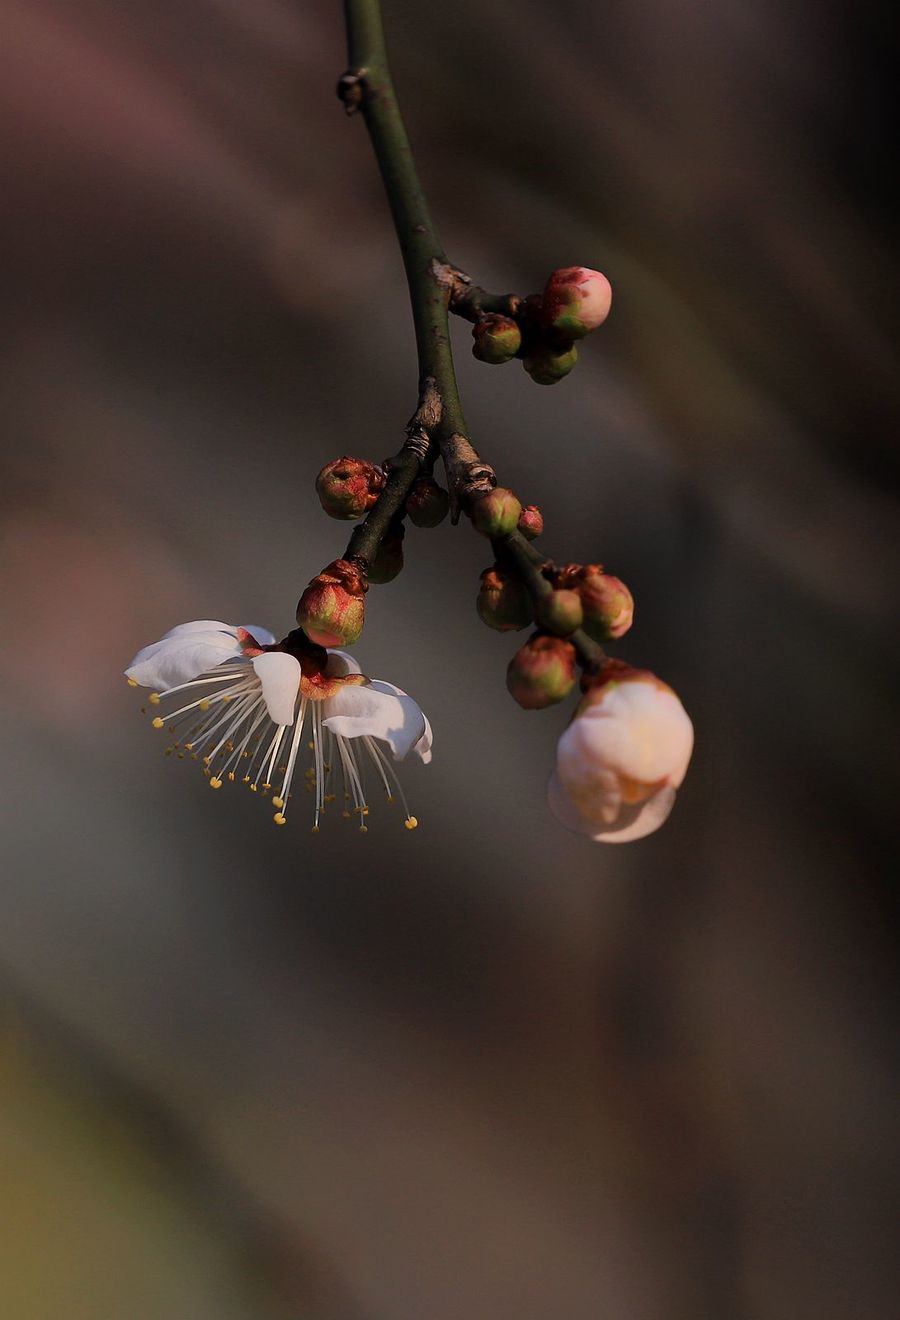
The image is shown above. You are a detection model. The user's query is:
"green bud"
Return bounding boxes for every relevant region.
[523,344,578,386]
[476,566,534,632]
[472,314,522,364]
[469,488,522,538]
[367,523,405,584]
[406,476,450,527]
[506,635,577,709]
[535,589,584,636]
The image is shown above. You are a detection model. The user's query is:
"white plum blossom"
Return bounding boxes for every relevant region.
[548,672,693,843]
[126,620,430,831]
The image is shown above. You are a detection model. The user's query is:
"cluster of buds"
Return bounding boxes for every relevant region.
[470,266,612,386]
[467,482,691,840]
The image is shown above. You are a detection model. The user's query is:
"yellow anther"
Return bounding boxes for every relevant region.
[184,742,194,750]
[209,777,223,789]
[149,691,161,705]
[177,752,185,760]
[227,772,235,782]
[198,699,210,712]
[225,741,234,752]
[325,793,336,803]
[127,677,138,687]
[308,741,314,750]
[221,694,232,703]
[359,825,368,834]
[273,812,286,826]
[249,784,257,793]
[311,825,320,834]
[404,817,418,830]
[203,756,211,765]
[262,783,271,793]
[164,749,174,757]
[271,796,284,808]
[342,810,351,819]
[242,775,250,783]
[386,794,395,804]
[151,716,165,729]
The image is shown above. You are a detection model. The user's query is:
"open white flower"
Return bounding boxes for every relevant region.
[126,620,430,831]
[548,671,693,843]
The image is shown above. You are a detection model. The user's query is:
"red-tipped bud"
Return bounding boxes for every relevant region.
[517,504,544,540]
[296,558,366,647]
[506,634,577,709]
[367,523,405,584]
[523,344,578,385]
[476,566,534,632]
[541,266,612,339]
[315,457,384,521]
[469,488,522,538]
[405,476,450,527]
[472,314,522,364]
[535,589,584,637]
[576,567,634,641]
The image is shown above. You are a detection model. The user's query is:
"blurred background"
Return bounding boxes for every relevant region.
[0,1,896,1316]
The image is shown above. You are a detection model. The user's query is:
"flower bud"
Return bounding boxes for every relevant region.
[541,266,612,339]
[576,567,634,641]
[296,558,366,648]
[523,344,578,385]
[469,488,522,538]
[367,523,405,584]
[506,634,577,709]
[315,457,384,521]
[535,588,583,636]
[405,476,450,527]
[548,667,693,842]
[476,567,533,632]
[517,504,544,540]
[472,314,522,364]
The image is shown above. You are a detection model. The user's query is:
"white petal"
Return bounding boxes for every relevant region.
[366,679,433,763]
[240,624,276,647]
[323,683,426,760]
[125,632,244,690]
[252,652,301,725]
[547,773,677,844]
[559,682,693,792]
[161,620,239,640]
[325,649,362,677]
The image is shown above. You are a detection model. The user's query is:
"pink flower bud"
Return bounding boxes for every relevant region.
[405,476,450,528]
[296,558,366,648]
[535,588,584,636]
[472,314,522,364]
[523,343,578,385]
[576,566,634,641]
[476,566,534,632]
[549,668,693,843]
[367,523,405,584]
[469,488,522,538]
[315,457,384,521]
[517,504,544,540]
[507,634,577,709]
[541,266,612,339]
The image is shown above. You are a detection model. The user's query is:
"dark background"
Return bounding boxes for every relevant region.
[1,2,896,1317]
